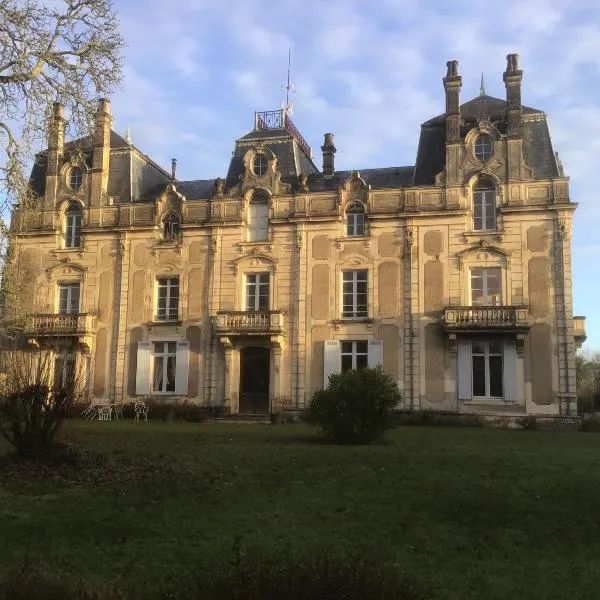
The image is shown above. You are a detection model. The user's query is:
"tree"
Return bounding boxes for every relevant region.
[576,351,600,413]
[0,0,123,210]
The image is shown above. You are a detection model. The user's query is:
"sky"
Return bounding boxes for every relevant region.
[107,0,600,351]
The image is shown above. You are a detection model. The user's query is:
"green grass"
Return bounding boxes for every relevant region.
[1,422,600,599]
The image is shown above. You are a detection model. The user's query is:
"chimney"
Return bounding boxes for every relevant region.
[90,98,112,206]
[47,102,65,176]
[171,158,177,180]
[443,60,462,143]
[503,53,523,137]
[321,133,336,177]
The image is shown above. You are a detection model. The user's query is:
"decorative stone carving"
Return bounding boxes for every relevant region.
[214,177,224,197]
[297,173,308,193]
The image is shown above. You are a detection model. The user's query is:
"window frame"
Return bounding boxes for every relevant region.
[470,267,502,306]
[155,277,180,322]
[342,269,368,319]
[252,154,268,177]
[474,134,494,162]
[152,341,177,394]
[341,340,369,372]
[245,272,270,312]
[247,189,269,242]
[471,340,504,399]
[58,282,80,315]
[346,202,365,237]
[64,206,82,248]
[162,212,181,241]
[69,166,83,190]
[473,182,496,231]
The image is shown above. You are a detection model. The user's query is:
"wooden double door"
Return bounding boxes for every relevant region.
[238,346,270,414]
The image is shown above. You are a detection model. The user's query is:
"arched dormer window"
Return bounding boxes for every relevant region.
[473,178,496,231]
[248,189,269,242]
[64,204,82,248]
[162,212,180,241]
[346,202,365,237]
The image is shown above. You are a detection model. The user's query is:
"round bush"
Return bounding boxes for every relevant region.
[307,367,400,444]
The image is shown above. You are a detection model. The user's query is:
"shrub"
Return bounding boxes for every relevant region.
[580,415,600,433]
[307,367,400,444]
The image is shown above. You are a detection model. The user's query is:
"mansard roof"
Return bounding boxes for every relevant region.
[414,94,559,185]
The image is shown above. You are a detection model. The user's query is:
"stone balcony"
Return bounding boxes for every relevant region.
[23,313,96,350]
[443,306,529,333]
[574,316,586,347]
[214,311,286,337]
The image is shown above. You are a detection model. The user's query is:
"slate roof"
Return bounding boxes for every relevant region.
[307,167,415,192]
[139,179,216,202]
[414,94,559,185]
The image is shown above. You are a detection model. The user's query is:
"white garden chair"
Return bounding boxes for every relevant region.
[134,401,149,422]
[97,405,112,421]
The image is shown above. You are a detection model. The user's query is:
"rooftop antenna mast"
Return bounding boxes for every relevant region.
[282,48,296,116]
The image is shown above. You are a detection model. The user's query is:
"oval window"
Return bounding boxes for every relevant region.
[69,166,83,190]
[474,134,493,161]
[252,154,268,177]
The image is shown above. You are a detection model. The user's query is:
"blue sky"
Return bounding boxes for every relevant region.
[109,0,600,350]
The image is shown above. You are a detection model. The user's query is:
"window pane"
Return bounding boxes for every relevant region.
[341,354,353,373]
[153,356,164,391]
[489,341,502,355]
[489,356,503,397]
[472,356,486,396]
[472,342,485,355]
[166,356,176,392]
[356,353,368,369]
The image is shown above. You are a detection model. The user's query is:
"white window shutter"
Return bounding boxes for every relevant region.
[135,342,152,395]
[175,341,190,395]
[457,339,472,401]
[503,339,518,402]
[323,340,341,388]
[368,340,383,368]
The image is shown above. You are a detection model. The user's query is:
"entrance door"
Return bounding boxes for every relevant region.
[239,346,270,414]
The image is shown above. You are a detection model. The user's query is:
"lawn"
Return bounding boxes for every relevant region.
[1,422,600,599]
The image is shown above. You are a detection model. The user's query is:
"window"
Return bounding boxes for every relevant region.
[346,203,365,237]
[54,353,76,391]
[69,167,83,190]
[152,341,176,393]
[58,282,80,314]
[162,213,180,241]
[473,180,496,231]
[156,277,179,321]
[248,189,269,241]
[474,134,493,161]
[342,270,368,318]
[323,339,383,387]
[135,340,189,396]
[64,205,82,248]
[252,154,268,177]
[472,341,503,398]
[341,341,368,372]
[245,273,269,312]
[470,268,501,306]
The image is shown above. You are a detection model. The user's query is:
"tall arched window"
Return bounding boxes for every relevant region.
[248,189,269,242]
[473,179,496,231]
[346,202,365,236]
[162,212,180,241]
[64,204,82,248]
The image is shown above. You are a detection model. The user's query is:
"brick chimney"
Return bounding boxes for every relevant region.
[321,133,336,177]
[91,98,112,206]
[503,53,523,137]
[443,60,462,144]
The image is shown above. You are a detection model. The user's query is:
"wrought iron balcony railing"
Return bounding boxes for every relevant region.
[214,311,286,335]
[443,306,529,331]
[24,313,96,336]
[254,109,312,158]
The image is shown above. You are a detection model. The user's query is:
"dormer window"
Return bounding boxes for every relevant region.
[247,189,269,242]
[69,166,83,190]
[346,202,365,237]
[473,179,496,231]
[162,213,180,241]
[474,134,493,161]
[252,154,268,177]
[64,205,82,248]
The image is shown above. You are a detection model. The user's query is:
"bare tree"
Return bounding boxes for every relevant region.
[0,0,124,210]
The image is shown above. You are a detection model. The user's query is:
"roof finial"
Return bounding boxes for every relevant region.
[282,48,296,116]
[480,73,486,96]
[125,125,132,145]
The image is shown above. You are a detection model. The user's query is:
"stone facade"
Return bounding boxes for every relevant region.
[8,54,586,416]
